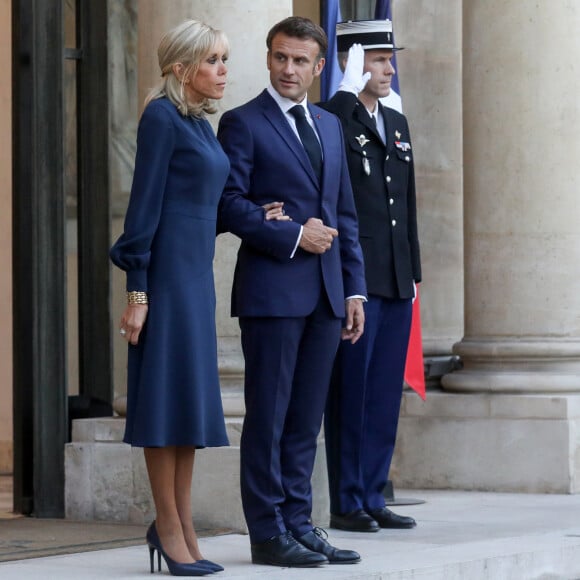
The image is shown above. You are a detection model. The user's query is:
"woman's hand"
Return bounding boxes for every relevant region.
[119,304,149,345]
[263,201,292,221]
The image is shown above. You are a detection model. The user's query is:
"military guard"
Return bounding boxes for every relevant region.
[320,18,422,532]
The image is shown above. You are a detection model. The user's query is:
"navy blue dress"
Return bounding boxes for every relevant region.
[110,97,230,448]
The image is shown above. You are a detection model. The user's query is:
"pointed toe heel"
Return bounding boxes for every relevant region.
[146,522,215,576]
[197,559,224,572]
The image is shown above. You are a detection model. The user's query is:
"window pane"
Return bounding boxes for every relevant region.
[340,0,374,21]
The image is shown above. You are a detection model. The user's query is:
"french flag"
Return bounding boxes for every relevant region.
[320,0,343,101]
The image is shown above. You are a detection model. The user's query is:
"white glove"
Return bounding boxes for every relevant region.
[338,43,371,96]
[412,280,417,304]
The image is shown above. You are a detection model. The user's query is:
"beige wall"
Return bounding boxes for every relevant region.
[394,0,464,355]
[0,0,12,474]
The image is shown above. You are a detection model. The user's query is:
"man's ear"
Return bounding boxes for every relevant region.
[313,57,326,77]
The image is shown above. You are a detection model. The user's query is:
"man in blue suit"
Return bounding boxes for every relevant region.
[218,16,367,568]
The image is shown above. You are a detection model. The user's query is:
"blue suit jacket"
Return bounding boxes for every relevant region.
[217,89,366,318]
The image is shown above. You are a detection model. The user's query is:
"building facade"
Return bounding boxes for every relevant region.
[1,0,579,519]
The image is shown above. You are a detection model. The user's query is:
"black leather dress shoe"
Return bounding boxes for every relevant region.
[251,531,328,567]
[297,527,360,564]
[368,506,417,529]
[329,509,380,532]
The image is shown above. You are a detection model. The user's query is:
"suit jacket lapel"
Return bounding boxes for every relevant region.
[258,90,320,186]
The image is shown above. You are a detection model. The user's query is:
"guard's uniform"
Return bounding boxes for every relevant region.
[321,89,421,515]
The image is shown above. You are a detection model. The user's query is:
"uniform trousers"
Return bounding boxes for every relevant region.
[325,295,412,514]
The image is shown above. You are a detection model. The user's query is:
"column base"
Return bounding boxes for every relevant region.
[442,339,580,393]
[391,391,580,493]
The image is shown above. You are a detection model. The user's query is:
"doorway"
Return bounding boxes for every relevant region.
[11,0,112,517]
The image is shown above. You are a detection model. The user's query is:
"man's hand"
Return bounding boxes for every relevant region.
[341,298,365,344]
[338,43,371,96]
[299,217,338,254]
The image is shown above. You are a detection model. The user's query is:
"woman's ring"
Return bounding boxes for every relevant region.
[120,328,127,336]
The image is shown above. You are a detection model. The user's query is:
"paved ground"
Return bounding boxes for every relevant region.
[1,489,580,579]
[0,517,149,561]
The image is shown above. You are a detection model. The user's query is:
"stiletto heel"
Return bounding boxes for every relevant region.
[146,522,215,576]
[149,544,161,573]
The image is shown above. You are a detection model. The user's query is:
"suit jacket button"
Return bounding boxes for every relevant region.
[391,219,397,226]
[386,175,392,183]
[389,198,394,205]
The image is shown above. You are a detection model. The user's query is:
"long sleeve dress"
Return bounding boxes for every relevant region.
[110,97,229,448]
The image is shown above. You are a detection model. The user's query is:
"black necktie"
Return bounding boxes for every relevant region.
[289,105,322,182]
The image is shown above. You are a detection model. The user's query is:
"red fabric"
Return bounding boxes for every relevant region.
[404,287,426,400]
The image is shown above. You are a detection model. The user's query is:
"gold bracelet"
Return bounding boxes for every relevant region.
[127,291,148,305]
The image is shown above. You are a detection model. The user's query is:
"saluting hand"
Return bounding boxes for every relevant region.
[338,43,371,96]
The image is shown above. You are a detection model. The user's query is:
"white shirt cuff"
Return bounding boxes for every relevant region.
[346,295,367,302]
[290,225,303,259]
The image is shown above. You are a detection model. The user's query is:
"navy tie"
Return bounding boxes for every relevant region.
[289,105,322,182]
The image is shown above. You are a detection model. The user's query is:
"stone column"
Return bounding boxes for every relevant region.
[443,1,580,394]
[395,0,464,359]
[419,1,580,493]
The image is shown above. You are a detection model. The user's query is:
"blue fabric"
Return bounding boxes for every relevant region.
[239,298,341,543]
[321,0,343,100]
[110,97,230,448]
[325,295,412,513]
[217,90,367,319]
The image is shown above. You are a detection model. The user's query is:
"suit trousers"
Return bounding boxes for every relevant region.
[239,294,341,543]
[325,295,412,515]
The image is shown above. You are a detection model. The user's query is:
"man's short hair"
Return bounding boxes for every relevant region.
[266,16,328,60]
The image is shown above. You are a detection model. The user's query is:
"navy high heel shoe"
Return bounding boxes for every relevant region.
[146,522,215,576]
[197,560,224,572]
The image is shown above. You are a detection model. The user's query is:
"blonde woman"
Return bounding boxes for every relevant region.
[110,20,230,576]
